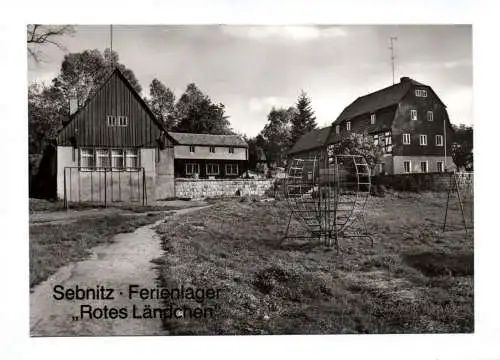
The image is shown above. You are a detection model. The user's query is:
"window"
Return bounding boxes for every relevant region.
[96,149,110,169]
[228,147,234,154]
[107,115,117,126]
[402,133,411,145]
[420,161,428,173]
[410,109,418,121]
[435,134,443,146]
[118,116,128,126]
[403,161,411,173]
[419,134,427,146]
[111,149,124,169]
[373,134,379,146]
[189,146,195,153]
[206,163,219,175]
[346,121,351,131]
[185,163,200,176]
[437,161,444,173]
[125,149,139,169]
[384,131,392,153]
[107,115,128,127]
[336,125,340,134]
[427,111,433,122]
[370,113,376,125]
[80,148,95,170]
[209,146,216,153]
[415,89,427,97]
[225,164,239,175]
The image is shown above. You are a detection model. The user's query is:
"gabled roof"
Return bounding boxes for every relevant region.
[57,67,177,144]
[288,127,332,155]
[169,132,248,147]
[333,77,427,124]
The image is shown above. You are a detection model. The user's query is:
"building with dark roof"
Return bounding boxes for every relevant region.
[169,132,248,178]
[289,76,456,174]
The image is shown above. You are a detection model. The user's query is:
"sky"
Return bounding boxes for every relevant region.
[28,24,473,137]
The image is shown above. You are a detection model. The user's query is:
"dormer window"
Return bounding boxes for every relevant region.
[370,113,376,125]
[415,89,427,97]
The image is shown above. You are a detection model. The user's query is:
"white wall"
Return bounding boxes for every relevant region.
[174,145,247,160]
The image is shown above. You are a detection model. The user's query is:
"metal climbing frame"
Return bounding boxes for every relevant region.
[281,150,373,253]
[443,171,474,236]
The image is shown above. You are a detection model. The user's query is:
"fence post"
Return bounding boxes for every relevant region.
[63,168,68,211]
[104,169,107,207]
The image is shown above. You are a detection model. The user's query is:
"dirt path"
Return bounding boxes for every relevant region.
[30,205,212,336]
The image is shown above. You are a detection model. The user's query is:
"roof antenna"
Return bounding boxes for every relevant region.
[389,36,397,85]
[109,24,115,68]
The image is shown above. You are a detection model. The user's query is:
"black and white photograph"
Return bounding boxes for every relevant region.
[25,23,476,337]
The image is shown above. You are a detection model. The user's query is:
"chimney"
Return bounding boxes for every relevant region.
[400,76,410,83]
[69,98,78,116]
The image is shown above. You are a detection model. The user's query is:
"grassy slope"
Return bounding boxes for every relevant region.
[30,213,165,288]
[155,193,473,334]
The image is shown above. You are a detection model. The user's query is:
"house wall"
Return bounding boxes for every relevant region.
[392,86,454,158]
[175,178,274,199]
[155,147,175,199]
[57,147,161,203]
[174,145,247,160]
[392,155,454,174]
[175,159,247,179]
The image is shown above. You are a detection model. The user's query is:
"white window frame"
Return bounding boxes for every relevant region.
[402,133,411,145]
[410,109,418,121]
[225,163,239,176]
[370,113,376,125]
[107,115,117,127]
[403,161,411,173]
[209,146,216,153]
[228,147,234,154]
[436,161,444,173]
[185,163,200,176]
[118,115,128,126]
[111,149,124,170]
[419,134,428,146]
[384,131,392,153]
[80,148,95,170]
[420,161,428,173]
[415,89,428,97]
[95,148,110,169]
[206,163,219,176]
[346,121,351,131]
[189,145,195,153]
[427,111,433,122]
[125,149,139,169]
[336,125,340,134]
[373,134,379,146]
[435,134,443,146]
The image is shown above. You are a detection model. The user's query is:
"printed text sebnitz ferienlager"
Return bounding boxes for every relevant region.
[52,285,221,320]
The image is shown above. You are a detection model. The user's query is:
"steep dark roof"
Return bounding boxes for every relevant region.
[57,67,177,144]
[333,77,424,124]
[169,132,248,147]
[288,127,332,155]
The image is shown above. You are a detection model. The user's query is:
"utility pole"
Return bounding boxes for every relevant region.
[389,36,397,85]
[110,24,113,53]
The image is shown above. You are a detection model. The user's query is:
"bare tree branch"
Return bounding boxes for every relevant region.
[27,24,75,62]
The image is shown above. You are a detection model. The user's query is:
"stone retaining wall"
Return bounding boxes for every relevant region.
[375,172,473,192]
[175,178,275,199]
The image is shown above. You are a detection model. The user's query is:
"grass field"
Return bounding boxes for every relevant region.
[154,192,473,334]
[29,212,165,288]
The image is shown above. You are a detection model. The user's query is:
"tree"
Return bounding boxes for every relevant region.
[451,124,473,171]
[52,48,142,109]
[259,107,295,167]
[27,24,75,62]
[147,79,176,130]
[328,132,384,172]
[173,83,233,134]
[290,90,317,146]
